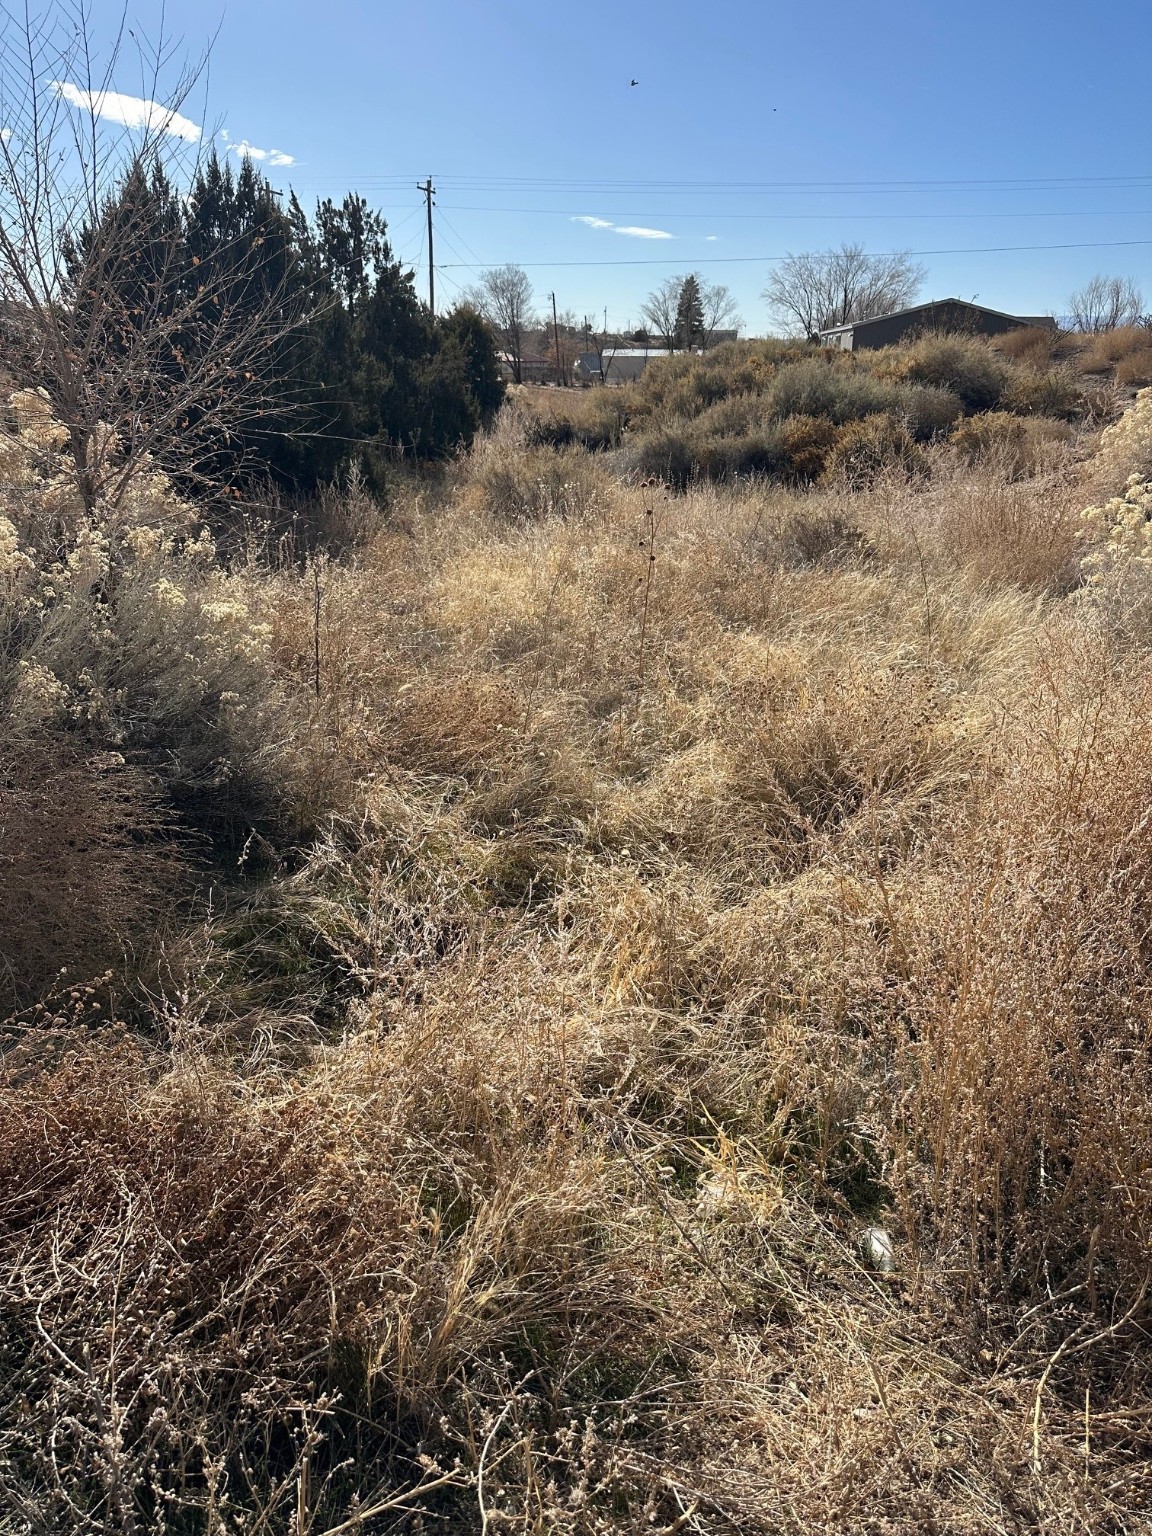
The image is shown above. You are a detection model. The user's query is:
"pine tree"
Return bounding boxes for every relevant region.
[674,275,705,352]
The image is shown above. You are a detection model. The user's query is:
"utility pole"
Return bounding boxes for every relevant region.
[418,177,435,313]
[550,290,562,385]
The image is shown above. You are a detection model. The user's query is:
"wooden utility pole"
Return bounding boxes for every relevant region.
[418,177,435,313]
[550,290,563,385]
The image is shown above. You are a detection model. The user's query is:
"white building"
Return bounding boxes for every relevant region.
[573,348,673,385]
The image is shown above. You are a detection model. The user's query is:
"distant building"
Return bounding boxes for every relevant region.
[573,348,673,385]
[819,299,1057,352]
[496,350,553,382]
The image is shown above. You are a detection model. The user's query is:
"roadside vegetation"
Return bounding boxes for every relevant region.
[6,19,1152,1528]
[520,326,1148,491]
[6,318,1152,1524]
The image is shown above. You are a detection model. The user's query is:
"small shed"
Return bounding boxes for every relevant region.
[819,299,1057,352]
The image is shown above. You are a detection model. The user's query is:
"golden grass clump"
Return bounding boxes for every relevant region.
[7,380,1152,1528]
[1078,323,1152,375]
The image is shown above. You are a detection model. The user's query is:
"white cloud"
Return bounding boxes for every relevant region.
[50,82,200,142]
[223,134,295,167]
[705,234,719,242]
[0,128,10,144]
[572,214,673,240]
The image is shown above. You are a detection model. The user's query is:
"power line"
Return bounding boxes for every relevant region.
[411,204,1152,224]
[383,202,426,238]
[283,171,1152,197]
[430,236,1152,271]
[435,206,487,268]
[436,264,465,299]
[433,221,481,277]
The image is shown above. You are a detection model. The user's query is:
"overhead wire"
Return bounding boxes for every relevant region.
[432,225,477,280]
[283,172,1152,194]
[415,204,1152,224]
[429,236,1152,271]
[434,206,487,268]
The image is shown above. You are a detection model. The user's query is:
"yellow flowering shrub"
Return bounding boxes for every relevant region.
[1092,385,1152,491]
[9,386,70,450]
[1081,474,1152,587]
[0,387,290,833]
[0,515,31,580]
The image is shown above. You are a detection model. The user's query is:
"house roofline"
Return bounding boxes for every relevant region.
[818,297,1052,336]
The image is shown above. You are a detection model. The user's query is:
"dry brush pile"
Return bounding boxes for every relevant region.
[4,383,1152,1531]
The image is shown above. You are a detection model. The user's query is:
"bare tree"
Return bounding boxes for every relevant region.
[640,276,682,351]
[0,4,306,515]
[462,264,535,384]
[699,279,741,347]
[579,314,612,384]
[762,244,925,338]
[1067,274,1145,333]
[641,274,742,352]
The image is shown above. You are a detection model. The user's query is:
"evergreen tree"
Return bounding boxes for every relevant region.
[181,154,305,484]
[438,306,505,425]
[674,275,705,352]
[72,156,501,500]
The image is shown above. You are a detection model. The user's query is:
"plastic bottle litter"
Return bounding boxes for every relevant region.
[860,1226,895,1273]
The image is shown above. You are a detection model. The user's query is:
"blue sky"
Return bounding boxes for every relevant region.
[79,0,1152,332]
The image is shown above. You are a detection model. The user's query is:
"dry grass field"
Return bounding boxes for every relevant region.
[4,368,1152,1531]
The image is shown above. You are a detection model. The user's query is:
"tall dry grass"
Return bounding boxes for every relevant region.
[4,385,1152,1528]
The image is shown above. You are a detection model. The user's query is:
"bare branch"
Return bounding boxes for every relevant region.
[762,243,925,338]
[0,4,302,513]
[1067,274,1145,333]
[461,264,534,384]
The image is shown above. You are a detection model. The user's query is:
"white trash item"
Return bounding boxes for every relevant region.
[860,1226,895,1273]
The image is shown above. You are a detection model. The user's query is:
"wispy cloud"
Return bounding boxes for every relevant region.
[705,234,719,242]
[50,83,200,142]
[571,215,673,240]
[221,131,294,167]
[0,128,10,144]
